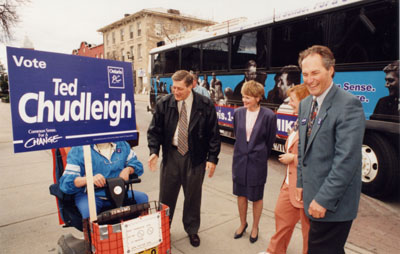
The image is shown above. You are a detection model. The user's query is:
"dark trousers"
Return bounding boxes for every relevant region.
[159,147,206,235]
[308,220,353,254]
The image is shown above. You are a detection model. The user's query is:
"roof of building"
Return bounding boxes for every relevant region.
[72,41,104,54]
[97,8,216,33]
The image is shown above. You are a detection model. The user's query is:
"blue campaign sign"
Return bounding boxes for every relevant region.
[276,113,297,137]
[215,105,235,126]
[7,47,137,153]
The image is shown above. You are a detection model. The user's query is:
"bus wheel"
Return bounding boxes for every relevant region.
[361,133,398,198]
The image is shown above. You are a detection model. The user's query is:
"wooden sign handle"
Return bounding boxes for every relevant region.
[83,145,97,222]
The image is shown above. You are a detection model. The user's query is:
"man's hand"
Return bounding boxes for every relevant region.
[119,167,133,181]
[148,154,159,171]
[206,162,216,178]
[93,173,106,188]
[308,199,327,219]
[296,187,303,202]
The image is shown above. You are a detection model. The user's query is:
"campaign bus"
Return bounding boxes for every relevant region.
[147,0,399,198]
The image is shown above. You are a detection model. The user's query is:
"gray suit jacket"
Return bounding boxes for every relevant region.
[296,84,365,222]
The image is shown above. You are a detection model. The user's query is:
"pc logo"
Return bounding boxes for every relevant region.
[107,66,125,89]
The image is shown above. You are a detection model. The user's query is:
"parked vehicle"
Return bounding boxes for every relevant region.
[148,0,399,198]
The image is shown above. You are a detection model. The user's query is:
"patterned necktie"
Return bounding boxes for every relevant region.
[307,99,318,137]
[177,101,189,155]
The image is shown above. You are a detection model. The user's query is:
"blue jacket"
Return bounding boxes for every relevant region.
[59,141,143,197]
[232,107,277,186]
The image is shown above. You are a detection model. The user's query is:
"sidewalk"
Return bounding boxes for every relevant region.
[0,100,371,254]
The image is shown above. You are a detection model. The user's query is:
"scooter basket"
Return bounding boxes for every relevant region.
[90,201,170,254]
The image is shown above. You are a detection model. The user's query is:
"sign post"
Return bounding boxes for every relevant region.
[83,145,97,221]
[7,46,138,222]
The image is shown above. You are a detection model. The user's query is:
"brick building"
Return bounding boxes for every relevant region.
[98,8,215,93]
[72,41,104,59]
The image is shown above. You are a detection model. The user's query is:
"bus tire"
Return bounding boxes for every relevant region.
[361,133,398,198]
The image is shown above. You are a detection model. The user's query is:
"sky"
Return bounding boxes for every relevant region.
[0,0,324,70]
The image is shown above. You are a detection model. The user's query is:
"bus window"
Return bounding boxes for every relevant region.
[331,1,399,64]
[271,16,326,67]
[231,28,268,69]
[164,50,179,74]
[202,38,228,71]
[182,44,201,71]
[152,53,163,75]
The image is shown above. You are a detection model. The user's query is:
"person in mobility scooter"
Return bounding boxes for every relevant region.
[52,141,148,253]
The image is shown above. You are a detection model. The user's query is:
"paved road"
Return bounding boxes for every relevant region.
[0,94,399,253]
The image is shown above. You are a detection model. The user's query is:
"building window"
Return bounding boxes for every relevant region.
[120,28,124,41]
[121,49,125,61]
[106,34,110,46]
[129,25,134,39]
[112,50,116,60]
[155,23,162,36]
[138,44,142,59]
[106,52,110,59]
[137,22,142,37]
[180,24,186,33]
[112,32,115,44]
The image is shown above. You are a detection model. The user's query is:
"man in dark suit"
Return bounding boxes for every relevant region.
[266,65,301,105]
[230,60,267,104]
[147,70,221,247]
[296,45,365,254]
[370,60,399,123]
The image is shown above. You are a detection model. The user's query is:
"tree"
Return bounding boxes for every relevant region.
[0,0,29,42]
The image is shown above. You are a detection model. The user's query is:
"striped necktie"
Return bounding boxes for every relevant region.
[307,99,318,137]
[177,101,189,155]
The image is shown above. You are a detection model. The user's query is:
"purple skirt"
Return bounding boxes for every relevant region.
[233,182,265,202]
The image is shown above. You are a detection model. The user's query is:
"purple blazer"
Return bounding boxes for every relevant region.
[232,107,277,186]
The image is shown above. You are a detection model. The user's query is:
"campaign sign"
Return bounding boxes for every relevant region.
[216,105,235,126]
[276,113,298,138]
[7,47,137,153]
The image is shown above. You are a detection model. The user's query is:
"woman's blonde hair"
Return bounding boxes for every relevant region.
[241,80,265,101]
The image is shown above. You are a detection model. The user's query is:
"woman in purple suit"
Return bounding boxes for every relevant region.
[232,80,277,243]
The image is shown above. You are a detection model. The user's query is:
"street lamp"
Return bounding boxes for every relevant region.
[126,51,136,93]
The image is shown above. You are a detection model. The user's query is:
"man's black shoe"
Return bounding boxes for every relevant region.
[188,234,200,247]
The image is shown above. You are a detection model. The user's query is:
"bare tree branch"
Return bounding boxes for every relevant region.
[0,0,29,42]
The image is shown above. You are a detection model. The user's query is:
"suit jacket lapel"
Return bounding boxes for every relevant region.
[300,96,312,156]
[305,84,337,155]
[189,92,200,132]
[238,108,249,151]
[168,95,179,131]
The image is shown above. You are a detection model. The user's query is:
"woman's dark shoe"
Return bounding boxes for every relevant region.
[234,223,248,239]
[249,228,259,243]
